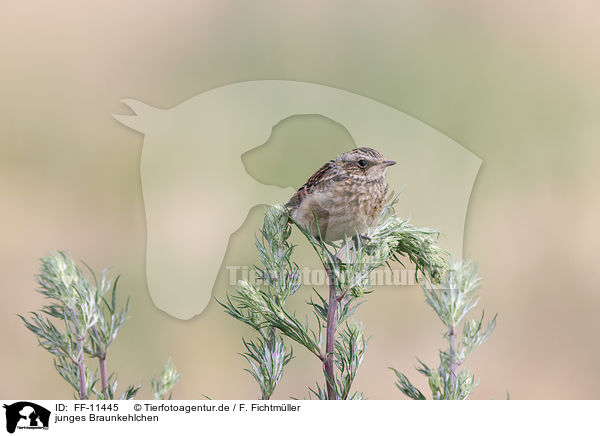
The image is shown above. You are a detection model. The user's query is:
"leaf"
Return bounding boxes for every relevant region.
[390,368,426,400]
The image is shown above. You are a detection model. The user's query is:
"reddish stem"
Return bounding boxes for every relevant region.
[324,264,338,400]
[99,354,109,399]
[76,337,87,400]
[448,324,457,398]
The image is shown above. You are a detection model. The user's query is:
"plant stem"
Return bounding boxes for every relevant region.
[99,354,109,399]
[448,324,457,398]
[324,263,338,400]
[76,336,87,400]
[262,327,277,401]
[69,308,87,400]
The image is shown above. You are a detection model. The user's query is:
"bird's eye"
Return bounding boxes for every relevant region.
[357,159,367,168]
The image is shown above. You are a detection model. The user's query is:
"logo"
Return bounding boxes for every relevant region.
[3,402,50,433]
[113,80,481,319]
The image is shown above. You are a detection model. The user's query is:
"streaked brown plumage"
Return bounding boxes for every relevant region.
[286,147,396,241]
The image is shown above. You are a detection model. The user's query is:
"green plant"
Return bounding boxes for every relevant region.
[221,199,448,399]
[220,207,297,400]
[391,260,497,400]
[20,251,179,400]
[151,357,181,400]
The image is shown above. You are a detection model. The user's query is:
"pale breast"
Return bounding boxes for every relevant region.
[292,177,387,241]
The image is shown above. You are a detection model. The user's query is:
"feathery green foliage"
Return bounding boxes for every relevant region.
[151,358,181,400]
[20,251,179,400]
[220,206,298,399]
[222,199,450,399]
[391,261,497,400]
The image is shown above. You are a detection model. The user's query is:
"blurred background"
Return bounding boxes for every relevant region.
[1,0,599,399]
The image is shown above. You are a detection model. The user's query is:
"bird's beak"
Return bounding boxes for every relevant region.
[382,160,396,167]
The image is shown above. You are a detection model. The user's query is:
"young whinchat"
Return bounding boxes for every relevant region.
[286,147,396,241]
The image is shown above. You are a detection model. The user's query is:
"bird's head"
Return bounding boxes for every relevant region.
[337,147,396,180]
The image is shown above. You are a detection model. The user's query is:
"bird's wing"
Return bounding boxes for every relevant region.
[285,159,337,210]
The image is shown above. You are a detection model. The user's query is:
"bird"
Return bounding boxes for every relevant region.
[286,147,396,241]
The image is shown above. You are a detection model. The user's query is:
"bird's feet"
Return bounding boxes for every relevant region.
[351,234,371,248]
